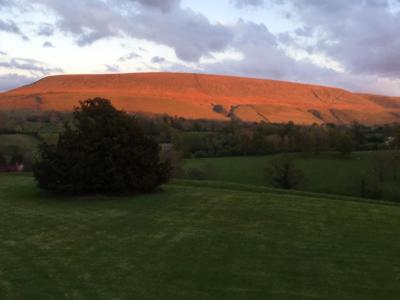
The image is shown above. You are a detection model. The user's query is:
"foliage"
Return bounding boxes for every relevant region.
[265,155,305,189]
[2,109,399,160]
[336,134,354,157]
[33,98,171,194]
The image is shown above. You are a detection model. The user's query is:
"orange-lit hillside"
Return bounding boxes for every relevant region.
[0,72,399,125]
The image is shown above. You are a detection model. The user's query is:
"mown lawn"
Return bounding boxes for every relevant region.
[1,174,400,299]
[184,152,400,200]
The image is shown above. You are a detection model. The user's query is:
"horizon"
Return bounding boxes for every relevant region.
[2,71,397,97]
[1,0,400,95]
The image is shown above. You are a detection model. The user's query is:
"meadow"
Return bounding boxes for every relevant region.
[0,134,40,154]
[183,152,400,201]
[1,174,400,299]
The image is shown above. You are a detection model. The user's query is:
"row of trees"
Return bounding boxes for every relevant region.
[2,108,400,160]
[171,123,362,158]
[136,116,399,158]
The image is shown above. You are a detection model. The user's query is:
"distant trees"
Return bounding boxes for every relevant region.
[265,155,305,189]
[33,98,172,194]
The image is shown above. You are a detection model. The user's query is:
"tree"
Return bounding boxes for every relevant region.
[0,151,6,171]
[336,134,353,157]
[33,98,171,194]
[394,128,400,149]
[10,152,24,165]
[265,155,305,189]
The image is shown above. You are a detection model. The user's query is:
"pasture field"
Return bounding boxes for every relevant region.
[184,152,400,200]
[1,174,400,299]
[0,134,40,154]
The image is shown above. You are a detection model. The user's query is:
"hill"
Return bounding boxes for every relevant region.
[1,72,400,125]
[1,173,400,299]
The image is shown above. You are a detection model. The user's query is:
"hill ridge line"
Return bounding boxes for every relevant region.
[1,72,399,125]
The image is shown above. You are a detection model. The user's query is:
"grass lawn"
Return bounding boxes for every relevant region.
[184,152,400,200]
[1,174,400,299]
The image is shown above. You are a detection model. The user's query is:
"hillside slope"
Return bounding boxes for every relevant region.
[1,72,400,125]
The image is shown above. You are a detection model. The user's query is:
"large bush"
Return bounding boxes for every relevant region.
[33,98,171,194]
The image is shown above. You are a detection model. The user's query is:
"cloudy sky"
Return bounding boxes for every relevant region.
[0,0,400,95]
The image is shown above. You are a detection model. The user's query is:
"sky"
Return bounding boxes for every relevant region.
[0,0,400,95]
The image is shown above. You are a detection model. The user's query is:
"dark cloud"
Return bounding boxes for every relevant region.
[0,57,63,75]
[42,41,54,48]
[130,0,180,12]
[231,0,264,8]
[129,8,233,61]
[274,0,400,78]
[229,0,400,81]
[32,0,233,62]
[151,56,166,63]
[0,19,28,39]
[104,64,120,72]
[37,23,55,36]
[0,73,37,92]
[199,20,324,82]
[0,0,10,7]
[118,51,141,62]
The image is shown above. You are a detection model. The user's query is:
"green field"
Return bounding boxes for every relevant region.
[1,174,400,299]
[183,152,400,200]
[0,134,40,154]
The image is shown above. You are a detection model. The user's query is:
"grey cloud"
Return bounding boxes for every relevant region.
[104,64,120,72]
[200,21,305,80]
[0,19,28,39]
[0,0,10,7]
[0,50,6,55]
[42,41,54,48]
[118,51,140,62]
[151,56,166,63]
[37,23,55,36]
[32,0,233,62]
[275,0,400,78]
[165,20,329,84]
[231,0,400,80]
[231,0,264,8]
[130,0,180,12]
[0,57,63,75]
[129,8,233,61]
[0,73,38,92]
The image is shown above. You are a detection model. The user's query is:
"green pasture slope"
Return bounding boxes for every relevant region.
[184,152,400,200]
[1,174,400,299]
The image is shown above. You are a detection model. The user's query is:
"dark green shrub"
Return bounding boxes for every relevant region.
[265,155,305,190]
[33,98,172,194]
